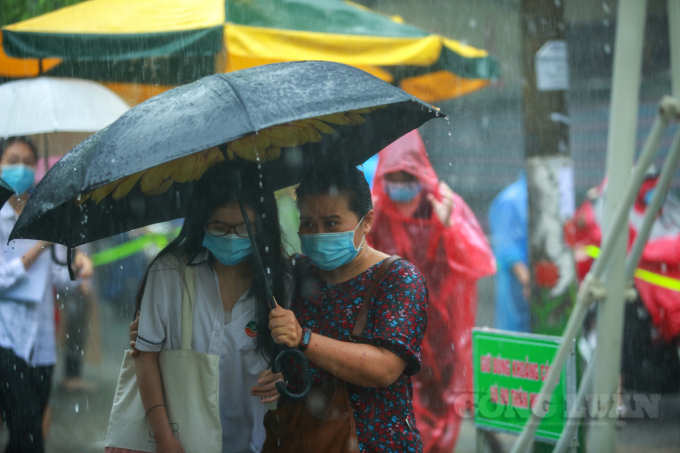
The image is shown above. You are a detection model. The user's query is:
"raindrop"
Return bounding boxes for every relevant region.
[448,132,452,136]
[86,396,89,410]
[75,403,79,413]
[120,265,124,269]
[481,116,490,128]
[267,268,271,274]
[603,19,610,27]
[259,182,263,188]
[449,163,452,166]
[260,197,264,202]
[468,18,477,29]
[602,3,610,13]
[554,0,561,6]
[66,334,69,339]
[265,246,269,252]
[604,44,611,54]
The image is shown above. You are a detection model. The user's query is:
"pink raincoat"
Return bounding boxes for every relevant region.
[368,131,496,453]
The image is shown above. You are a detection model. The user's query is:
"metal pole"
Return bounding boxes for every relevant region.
[625,125,680,280]
[669,0,680,98]
[511,97,667,453]
[588,1,647,451]
[553,354,597,453]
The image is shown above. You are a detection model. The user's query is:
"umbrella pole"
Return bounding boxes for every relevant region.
[233,170,311,402]
[42,134,68,268]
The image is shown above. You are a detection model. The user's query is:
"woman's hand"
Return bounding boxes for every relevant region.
[155,431,185,453]
[251,369,284,404]
[73,251,94,279]
[268,302,302,349]
[130,312,140,357]
[427,181,456,228]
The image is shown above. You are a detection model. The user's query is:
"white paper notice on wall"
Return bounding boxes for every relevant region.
[535,40,570,91]
[559,165,575,218]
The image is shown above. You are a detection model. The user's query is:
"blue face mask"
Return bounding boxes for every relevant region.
[2,164,35,195]
[299,217,365,271]
[384,181,421,202]
[202,234,253,266]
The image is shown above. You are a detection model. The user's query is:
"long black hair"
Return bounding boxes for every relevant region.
[134,163,291,359]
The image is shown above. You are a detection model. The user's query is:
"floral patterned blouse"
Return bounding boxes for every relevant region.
[290,254,429,453]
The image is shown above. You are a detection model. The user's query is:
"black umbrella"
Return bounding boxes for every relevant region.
[10,61,444,402]
[10,61,442,247]
[0,179,15,207]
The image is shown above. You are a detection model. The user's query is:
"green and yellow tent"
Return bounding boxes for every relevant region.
[1,0,498,104]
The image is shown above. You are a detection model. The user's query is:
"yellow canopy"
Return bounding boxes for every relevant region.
[1,0,498,103]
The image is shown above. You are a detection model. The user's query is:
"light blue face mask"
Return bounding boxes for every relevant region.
[384,181,421,202]
[299,217,365,271]
[202,233,253,266]
[2,164,35,195]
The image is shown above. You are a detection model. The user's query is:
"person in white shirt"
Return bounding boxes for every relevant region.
[0,136,93,453]
[132,165,290,453]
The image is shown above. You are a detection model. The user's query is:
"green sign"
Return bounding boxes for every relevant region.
[472,328,576,443]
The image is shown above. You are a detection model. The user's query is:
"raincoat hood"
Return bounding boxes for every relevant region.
[374,130,439,197]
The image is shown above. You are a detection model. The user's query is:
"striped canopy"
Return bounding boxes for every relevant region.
[1,0,498,104]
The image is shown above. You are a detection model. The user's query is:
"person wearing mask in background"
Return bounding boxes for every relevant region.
[0,137,93,453]
[368,130,496,453]
[488,172,531,332]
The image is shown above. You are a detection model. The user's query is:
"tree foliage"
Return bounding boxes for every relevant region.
[1,0,87,27]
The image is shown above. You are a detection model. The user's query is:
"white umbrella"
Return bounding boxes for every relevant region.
[0,77,130,261]
[0,77,130,138]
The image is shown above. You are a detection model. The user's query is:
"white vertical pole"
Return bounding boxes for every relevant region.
[669,0,680,98]
[587,1,647,452]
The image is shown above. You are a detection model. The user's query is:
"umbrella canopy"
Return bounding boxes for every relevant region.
[1,0,498,103]
[0,179,15,207]
[11,61,442,247]
[0,77,130,140]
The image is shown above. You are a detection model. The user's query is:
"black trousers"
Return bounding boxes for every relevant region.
[0,347,53,453]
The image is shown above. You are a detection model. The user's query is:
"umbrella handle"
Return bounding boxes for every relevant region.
[271,347,312,402]
[234,173,312,401]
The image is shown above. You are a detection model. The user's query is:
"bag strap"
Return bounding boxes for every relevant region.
[181,264,197,351]
[350,255,402,340]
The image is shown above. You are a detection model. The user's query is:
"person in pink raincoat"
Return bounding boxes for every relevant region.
[367,130,496,453]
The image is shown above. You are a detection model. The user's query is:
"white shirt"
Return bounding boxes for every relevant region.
[136,251,268,453]
[0,203,70,366]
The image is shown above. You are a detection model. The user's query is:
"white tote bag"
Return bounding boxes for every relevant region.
[105,265,223,453]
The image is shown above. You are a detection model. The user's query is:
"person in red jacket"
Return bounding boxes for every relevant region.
[368,130,496,453]
[565,175,680,395]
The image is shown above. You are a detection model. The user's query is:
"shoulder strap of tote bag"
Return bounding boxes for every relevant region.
[181,264,197,351]
[350,255,402,341]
